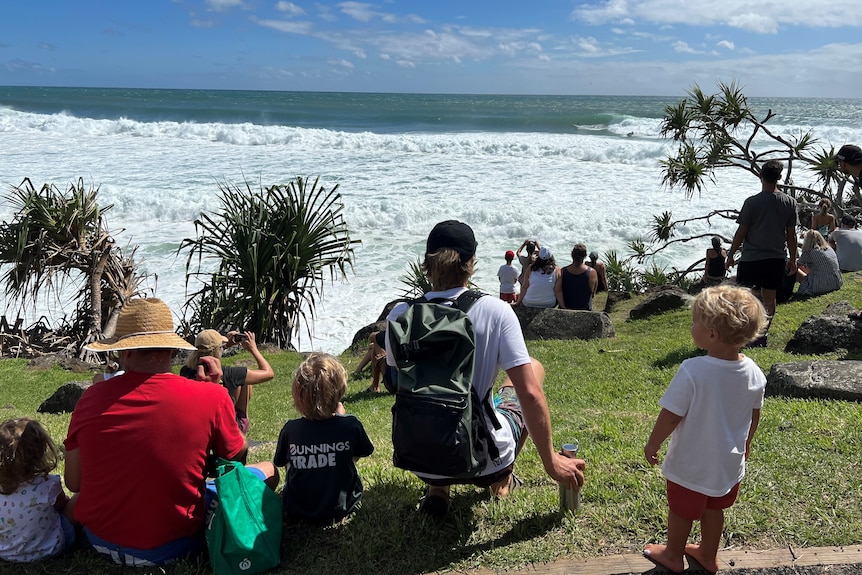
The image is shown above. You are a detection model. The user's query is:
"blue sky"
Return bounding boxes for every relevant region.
[1,0,860,97]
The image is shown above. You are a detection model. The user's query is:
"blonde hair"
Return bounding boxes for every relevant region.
[0,418,59,495]
[802,229,828,253]
[422,247,474,291]
[692,285,767,347]
[292,353,348,420]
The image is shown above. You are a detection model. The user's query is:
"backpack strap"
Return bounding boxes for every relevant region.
[454,289,485,312]
[417,289,485,310]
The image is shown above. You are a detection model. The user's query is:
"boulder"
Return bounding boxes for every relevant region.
[603,290,631,314]
[784,300,862,355]
[767,360,862,401]
[347,298,410,355]
[38,380,92,414]
[513,307,615,341]
[348,320,387,355]
[629,288,691,320]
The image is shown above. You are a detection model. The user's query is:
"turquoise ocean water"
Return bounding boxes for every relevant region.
[1,87,860,352]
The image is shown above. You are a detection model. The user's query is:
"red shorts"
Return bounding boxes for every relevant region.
[666,480,740,521]
[500,292,517,303]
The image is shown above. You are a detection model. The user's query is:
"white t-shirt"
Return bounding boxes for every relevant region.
[660,355,766,497]
[386,287,531,478]
[0,474,66,562]
[522,269,557,308]
[497,263,520,294]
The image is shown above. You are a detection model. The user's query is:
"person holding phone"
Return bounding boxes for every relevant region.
[181,329,275,433]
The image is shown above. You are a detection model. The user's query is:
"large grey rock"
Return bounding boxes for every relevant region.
[784,301,862,355]
[514,307,615,341]
[38,380,92,413]
[348,320,387,355]
[629,288,691,320]
[28,353,92,373]
[767,360,862,401]
[347,298,410,355]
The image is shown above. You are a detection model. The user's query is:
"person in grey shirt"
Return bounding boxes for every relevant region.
[829,214,862,272]
[726,159,798,346]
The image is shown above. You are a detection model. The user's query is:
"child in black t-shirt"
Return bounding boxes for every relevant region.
[273,353,374,524]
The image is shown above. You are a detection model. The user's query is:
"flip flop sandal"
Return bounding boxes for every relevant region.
[492,472,524,501]
[642,547,683,575]
[418,489,450,519]
[684,552,717,575]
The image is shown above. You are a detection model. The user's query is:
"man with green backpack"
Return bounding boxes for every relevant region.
[386,220,586,518]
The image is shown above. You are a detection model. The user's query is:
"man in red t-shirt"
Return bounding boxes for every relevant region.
[64,298,277,566]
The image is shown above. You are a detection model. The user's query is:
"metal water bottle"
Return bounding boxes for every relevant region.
[558,441,581,512]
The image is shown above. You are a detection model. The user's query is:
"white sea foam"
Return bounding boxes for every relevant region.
[0,108,859,353]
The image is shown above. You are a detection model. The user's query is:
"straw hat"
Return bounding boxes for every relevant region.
[85,298,196,352]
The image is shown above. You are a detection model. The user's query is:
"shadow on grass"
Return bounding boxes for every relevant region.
[278,481,561,575]
[652,346,702,369]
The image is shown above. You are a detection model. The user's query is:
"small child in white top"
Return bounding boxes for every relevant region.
[497,249,520,303]
[643,285,767,574]
[0,417,77,562]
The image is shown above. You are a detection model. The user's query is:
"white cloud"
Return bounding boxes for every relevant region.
[396,59,415,68]
[276,2,305,16]
[206,0,244,12]
[672,41,697,54]
[4,59,55,73]
[253,18,314,35]
[329,58,354,69]
[572,0,860,31]
[728,13,778,33]
[337,2,425,25]
[716,40,735,50]
[339,2,375,22]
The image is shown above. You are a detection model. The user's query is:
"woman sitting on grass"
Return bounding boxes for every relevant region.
[796,229,843,297]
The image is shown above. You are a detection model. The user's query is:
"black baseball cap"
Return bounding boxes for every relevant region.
[836,144,862,165]
[426,220,477,263]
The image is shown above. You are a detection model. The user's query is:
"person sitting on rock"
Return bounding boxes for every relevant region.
[560,243,597,310]
[587,250,609,292]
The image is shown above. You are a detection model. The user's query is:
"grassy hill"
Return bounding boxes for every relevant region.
[5,277,862,575]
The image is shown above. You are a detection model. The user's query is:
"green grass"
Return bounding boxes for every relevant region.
[4,277,862,575]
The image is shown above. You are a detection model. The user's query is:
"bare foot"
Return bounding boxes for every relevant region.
[642,544,684,574]
[684,544,719,574]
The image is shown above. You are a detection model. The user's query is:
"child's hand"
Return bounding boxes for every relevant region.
[644,443,660,466]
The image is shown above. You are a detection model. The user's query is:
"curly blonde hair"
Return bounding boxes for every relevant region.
[292,353,348,420]
[692,285,767,347]
[0,418,59,495]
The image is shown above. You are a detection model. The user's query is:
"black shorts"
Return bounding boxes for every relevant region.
[736,258,786,291]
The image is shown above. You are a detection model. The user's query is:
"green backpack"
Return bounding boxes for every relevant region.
[388,290,501,477]
[206,459,282,575]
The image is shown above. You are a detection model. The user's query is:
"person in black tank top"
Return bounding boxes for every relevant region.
[560,243,597,310]
[705,236,727,285]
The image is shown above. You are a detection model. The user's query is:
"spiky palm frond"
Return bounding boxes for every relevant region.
[181,176,359,349]
[0,178,141,353]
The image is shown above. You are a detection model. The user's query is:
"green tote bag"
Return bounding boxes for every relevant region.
[206,459,283,575]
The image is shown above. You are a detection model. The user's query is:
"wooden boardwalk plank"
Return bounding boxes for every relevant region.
[462,546,862,575]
